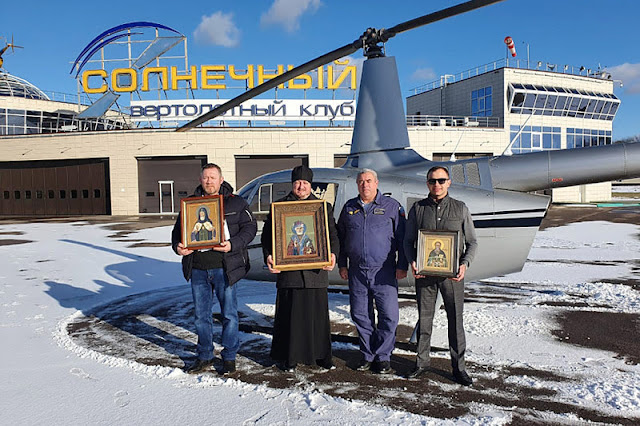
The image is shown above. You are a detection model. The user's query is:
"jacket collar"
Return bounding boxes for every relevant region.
[358,190,382,206]
[426,193,449,206]
[285,191,318,201]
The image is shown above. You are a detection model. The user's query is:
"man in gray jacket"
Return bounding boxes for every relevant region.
[403,166,478,386]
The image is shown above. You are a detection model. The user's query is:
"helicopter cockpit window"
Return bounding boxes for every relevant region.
[237,181,257,203]
[247,182,291,222]
[259,185,272,212]
[248,182,338,222]
[311,182,338,205]
[259,183,290,211]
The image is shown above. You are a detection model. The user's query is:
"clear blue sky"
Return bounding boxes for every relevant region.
[1,0,638,138]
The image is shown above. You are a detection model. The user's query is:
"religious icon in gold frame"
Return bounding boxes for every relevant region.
[416,230,460,277]
[181,195,224,250]
[271,199,331,271]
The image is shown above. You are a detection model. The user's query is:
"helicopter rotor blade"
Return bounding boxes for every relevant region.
[176,42,359,132]
[176,0,506,132]
[382,0,506,42]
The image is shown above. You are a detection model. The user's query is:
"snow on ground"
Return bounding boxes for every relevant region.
[1,217,640,424]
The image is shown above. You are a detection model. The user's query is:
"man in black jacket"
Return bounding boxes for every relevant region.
[261,164,339,371]
[171,163,257,374]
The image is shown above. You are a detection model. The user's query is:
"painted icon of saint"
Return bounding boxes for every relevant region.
[287,220,315,256]
[427,241,448,268]
[191,206,216,242]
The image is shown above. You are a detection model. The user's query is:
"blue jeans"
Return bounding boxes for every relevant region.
[190,268,239,361]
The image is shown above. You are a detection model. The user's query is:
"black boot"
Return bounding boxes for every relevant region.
[453,370,473,386]
[185,358,214,374]
[407,366,428,379]
[222,360,236,374]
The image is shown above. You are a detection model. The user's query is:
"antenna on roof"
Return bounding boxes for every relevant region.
[0,35,24,69]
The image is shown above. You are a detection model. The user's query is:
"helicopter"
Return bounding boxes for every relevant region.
[0,35,23,69]
[177,0,640,285]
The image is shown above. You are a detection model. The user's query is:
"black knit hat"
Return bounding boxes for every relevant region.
[291,164,313,183]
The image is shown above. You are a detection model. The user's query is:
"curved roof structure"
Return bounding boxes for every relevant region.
[70,21,183,76]
[0,71,50,100]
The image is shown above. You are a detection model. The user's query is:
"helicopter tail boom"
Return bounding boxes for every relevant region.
[489,142,640,192]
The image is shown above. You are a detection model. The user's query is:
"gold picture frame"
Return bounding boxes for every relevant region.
[416,230,460,277]
[271,199,331,271]
[181,194,225,250]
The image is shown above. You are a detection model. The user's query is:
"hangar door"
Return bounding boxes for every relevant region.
[235,155,309,190]
[0,159,109,216]
[137,156,206,214]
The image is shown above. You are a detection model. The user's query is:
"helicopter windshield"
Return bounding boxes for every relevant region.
[237,178,260,203]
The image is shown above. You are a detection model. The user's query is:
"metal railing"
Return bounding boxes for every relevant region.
[406,115,500,128]
[42,91,93,106]
[410,58,614,96]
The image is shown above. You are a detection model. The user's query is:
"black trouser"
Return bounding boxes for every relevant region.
[415,278,466,372]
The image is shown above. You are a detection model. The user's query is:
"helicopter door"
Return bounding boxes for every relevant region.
[248,182,292,223]
[249,181,339,228]
[258,183,272,214]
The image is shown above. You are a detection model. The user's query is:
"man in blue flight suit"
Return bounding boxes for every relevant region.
[337,168,408,374]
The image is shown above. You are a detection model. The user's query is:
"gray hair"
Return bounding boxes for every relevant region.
[357,168,378,181]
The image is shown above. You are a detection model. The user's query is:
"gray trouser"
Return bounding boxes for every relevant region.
[415,278,466,372]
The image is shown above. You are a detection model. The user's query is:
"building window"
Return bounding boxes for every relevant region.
[508,83,620,121]
[471,87,492,117]
[566,128,612,149]
[0,107,127,135]
[509,126,561,154]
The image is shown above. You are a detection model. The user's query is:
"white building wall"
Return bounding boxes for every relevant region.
[552,182,611,203]
[407,126,505,159]
[407,70,505,127]
[0,128,353,215]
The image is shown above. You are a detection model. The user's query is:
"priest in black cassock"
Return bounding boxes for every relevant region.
[262,164,339,371]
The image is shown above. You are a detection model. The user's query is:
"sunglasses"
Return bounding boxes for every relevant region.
[427,178,449,185]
